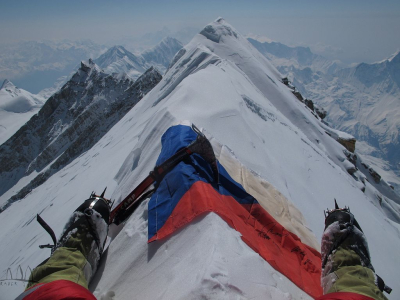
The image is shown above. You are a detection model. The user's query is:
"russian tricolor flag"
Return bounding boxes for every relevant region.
[148,125,322,298]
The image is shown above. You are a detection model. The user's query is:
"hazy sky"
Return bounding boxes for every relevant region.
[1,0,399,64]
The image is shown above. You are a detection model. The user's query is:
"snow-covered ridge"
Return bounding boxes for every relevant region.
[0,18,399,299]
[375,49,400,64]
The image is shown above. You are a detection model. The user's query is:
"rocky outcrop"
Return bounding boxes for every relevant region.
[337,137,356,153]
[0,61,162,208]
[361,163,382,183]
[315,105,327,119]
[304,99,314,111]
[292,91,304,101]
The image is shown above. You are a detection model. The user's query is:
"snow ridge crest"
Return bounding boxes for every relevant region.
[200,18,239,43]
[1,79,15,90]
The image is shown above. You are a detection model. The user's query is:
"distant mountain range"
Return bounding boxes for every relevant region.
[0,37,183,94]
[0,40,107,93]
[248,38,343,74]
[1,34,398,193]
[0,37,183,151]
[94,37,183,79]
[249,37,400,191]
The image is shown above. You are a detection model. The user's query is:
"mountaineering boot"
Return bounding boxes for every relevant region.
[27,191,111,289]
[321,202,390,300]
[56,191,111,274]
[323,208,373,271]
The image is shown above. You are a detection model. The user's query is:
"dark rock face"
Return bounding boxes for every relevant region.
[292,91,304,101]
[0,61,162,208]
[304,99,314,111]
[315,106,327,120]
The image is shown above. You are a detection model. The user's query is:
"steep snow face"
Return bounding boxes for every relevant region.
[0,80,44,145]
[0,18,399,299]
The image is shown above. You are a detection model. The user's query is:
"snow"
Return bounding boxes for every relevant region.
[95,38,183,80]
[93,209,310,300]
[0,80,44,145]
[0,18,399,299]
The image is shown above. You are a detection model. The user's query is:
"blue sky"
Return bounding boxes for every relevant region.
[1,0,399,63]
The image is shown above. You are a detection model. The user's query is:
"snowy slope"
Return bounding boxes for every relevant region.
[0,80,44,145]
[0,18,399,300]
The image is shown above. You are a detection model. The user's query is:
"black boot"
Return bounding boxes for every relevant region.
[56,191,111,280]
[322,208,373,271]
[321,202,391,296]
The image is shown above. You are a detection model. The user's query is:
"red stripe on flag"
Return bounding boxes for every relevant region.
[149,180,322,298]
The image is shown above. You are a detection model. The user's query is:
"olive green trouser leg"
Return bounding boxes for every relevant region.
[325,247,387,300]
[26,247,90,290]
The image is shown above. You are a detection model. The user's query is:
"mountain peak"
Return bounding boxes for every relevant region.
[1,79,15,90]
[141,37,183,74]
[96,46,131,64]
[159,36,182,48]
[200,18,239,43]
[388,49,400,63]
[80,59,101,73]
[93,45,148,79]
[110,45,128,54]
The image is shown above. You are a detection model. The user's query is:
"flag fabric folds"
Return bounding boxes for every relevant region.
[148,125,322,298]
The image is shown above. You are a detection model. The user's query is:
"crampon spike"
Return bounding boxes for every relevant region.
[100,187,107,198]
[334,198,339,210]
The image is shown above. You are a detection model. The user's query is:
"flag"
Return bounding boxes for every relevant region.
[148,124,322,298]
